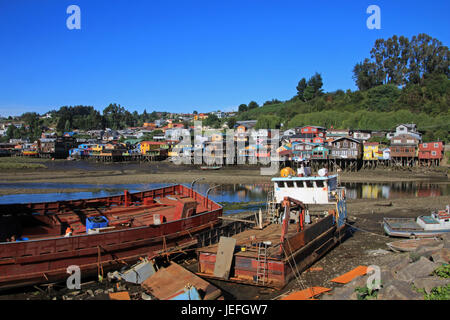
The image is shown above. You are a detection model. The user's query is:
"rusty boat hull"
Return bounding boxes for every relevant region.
[0,184,222,290]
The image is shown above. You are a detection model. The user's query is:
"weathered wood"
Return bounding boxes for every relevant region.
[213,236,237,280]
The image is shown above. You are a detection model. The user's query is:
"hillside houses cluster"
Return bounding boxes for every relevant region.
[0,118,446,168]
[277,124,444,167]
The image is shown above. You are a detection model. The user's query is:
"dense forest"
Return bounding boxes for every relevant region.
[2,33,449,143]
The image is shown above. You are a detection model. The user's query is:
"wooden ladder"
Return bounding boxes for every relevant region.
[255,242,268,285]
[266,188,278,224]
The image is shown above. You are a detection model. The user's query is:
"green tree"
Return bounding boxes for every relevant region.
[227,117,237,128]
[64,119,71,132]
[248,101,259,110]
[296,78,307,101]
[238,104,248,113]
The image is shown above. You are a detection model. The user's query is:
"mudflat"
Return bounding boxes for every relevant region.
[0,159,448,186]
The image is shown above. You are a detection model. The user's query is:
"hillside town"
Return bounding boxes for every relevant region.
[0,112,445,170]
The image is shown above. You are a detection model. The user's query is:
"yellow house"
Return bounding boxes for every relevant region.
[194,113,209,121]
[140,141,166,154]
[363,142,379,160]
[91,144,104,153]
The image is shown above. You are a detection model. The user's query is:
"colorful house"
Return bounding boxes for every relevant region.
[291,142,315,160]
[311,146,329,159]
[418,141,444,160]
[363,142,380,160]
[390,134,419,159]
[380,148,391,160]
[139,141,169,155]
[329,137,362,160]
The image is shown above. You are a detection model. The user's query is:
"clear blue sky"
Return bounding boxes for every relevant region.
[0,0,449,117]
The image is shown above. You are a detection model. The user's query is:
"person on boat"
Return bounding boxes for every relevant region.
[10,235,16,242]
[65,227,73,237]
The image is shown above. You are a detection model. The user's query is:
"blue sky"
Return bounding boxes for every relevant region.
[0,0,449,116]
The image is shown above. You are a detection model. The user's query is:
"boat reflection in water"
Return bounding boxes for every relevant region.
[0,181,448,205]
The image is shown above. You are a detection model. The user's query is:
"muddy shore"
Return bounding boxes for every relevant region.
[0,160,448,186]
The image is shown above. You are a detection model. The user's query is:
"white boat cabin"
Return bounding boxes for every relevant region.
[272,174,341,205]
[417,208,450,231]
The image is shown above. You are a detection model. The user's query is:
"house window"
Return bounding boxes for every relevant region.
[305,181,314,188]
[434,143,439,148]
[286,181,294,188]
[432,151,437,156]
[423,143,427,148]
[407,140,414,144]
[316,181,324,188]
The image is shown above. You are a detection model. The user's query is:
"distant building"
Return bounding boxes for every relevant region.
[418,141,444,161]
[363,142,380,160]
[387,124,421,141]
[352,130,372,141]
[329,137,362,159]
[390,134,419,159]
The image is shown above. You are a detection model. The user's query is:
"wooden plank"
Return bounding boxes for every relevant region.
[213,236,236,279]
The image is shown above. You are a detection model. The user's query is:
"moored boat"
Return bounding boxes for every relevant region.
[200,166,221,170]
[197,167,348,288]
[0,184,222,290]
[383,206,450,238]
[386,238,443,252]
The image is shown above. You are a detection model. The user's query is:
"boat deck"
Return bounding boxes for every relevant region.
[199,223,300,259]
[383,218,422,231]
[197,214,344,288]
[16,194,211,241]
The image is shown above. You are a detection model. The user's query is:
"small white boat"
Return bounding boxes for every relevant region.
[383,206,450,238]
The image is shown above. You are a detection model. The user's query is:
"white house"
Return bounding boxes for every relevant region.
[165,128,190,140]
[387,124,421,141]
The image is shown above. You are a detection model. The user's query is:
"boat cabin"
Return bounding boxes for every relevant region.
[272,174,340,205]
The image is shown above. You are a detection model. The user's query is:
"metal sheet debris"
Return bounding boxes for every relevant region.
[109,291,131,300]
[330,266,368,284]
[119,258,157,284]
[142,262,221,300]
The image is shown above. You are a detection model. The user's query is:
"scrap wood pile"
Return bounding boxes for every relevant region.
[55,257,222,301]
[105,258,223,300]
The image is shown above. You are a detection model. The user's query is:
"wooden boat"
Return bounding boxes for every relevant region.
[197,168,349,288]
[383,207,450,238]
[200,166,221,170]
[0,184,222,290]
[386,238,443,252]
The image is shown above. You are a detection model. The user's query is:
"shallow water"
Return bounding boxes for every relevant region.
[0,181,448,205]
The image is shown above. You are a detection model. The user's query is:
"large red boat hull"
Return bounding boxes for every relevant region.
[0,184,222,290]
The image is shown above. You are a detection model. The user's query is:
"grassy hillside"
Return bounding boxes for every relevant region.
[237,74,450,142]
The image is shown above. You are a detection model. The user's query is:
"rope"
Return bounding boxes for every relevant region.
[286,239,304,285]
[281,242,306,290]
[343,221,390,239]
